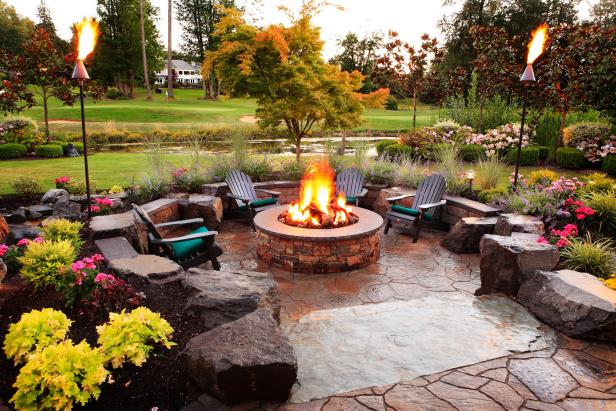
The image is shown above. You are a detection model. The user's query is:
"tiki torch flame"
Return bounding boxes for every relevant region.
[526,24,548,65]
[76,18,99,60]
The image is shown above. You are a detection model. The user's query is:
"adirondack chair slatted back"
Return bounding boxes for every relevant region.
[411,173,447,218]
[336,168,365,197]
[132,204,174,255]
[226,170,258,208]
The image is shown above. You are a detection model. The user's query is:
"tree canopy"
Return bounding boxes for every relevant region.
[329,32,383,92]
[0,0,35,55]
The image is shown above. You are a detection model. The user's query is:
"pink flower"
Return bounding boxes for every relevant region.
[94,273,116,283]
[92,254,104,262]
[556,238,569,248]
[17,239,30,247]
[536,236,548,245]
[89,205,101,213]
[95,197,113,207]
[33,237,44,244]
[55,176,70,184]
[0,244,8,257]
[576,213,586,220]
[172,167,189,178]
[71,261,86,273]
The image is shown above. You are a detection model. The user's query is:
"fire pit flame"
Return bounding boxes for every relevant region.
[280,159,358,228]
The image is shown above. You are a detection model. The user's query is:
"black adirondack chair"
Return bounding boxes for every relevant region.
[336,168,368,206]
[132,204,223,270]
[225,170,281,230]
[383,173,447,243]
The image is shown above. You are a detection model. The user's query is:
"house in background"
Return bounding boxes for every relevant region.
[154,60,202,87]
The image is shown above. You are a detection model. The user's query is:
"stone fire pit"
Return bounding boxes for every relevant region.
[254,205,383,274]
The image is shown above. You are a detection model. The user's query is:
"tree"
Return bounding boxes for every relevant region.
[0,28,102,140]
[329,32,383,92]
[373,32,440,129]
[590,0,616,26]
[167,0,174,99]
[95,0,163,97]
[0,0,35,54]
[204,4,366,161]
[139,0,153,99]
[36,0,69,53]
[175,0,236,98]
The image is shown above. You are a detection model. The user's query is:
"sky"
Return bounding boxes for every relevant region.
[6,0,599,60]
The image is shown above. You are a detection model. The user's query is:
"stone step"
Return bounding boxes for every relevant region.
[95,237,140,261]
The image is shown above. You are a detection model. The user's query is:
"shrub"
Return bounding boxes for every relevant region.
[11,340,108,411]
[505,146,541,166]
[279,158,309,180]
[394,158,426,188]
[459,144,484,162]
[581,172,615,194]
[240,155,273,182]
[466,123,531,158]
[385,96,398,110]
[563,122,613,162]
[365,157,397,185]
[561,234,615,279]
[440,91,518,132]
[0,143,27,159]
[602,155,616,177]
[34,144,63,158]
[18,240,77,290]
[556,147,589,169]
[1,244,25,275]
[537,146,550,161]
[60,142,84,154]
[105,87,125,100]
[41,219,84,251]
[97,307,175,369]
[495,189,561,223]
[65,179,97,195]
[375,139,397,156]
[533,110,561,157]
[433,144,466,195]
[10,176,43,196]
[170,168,206,193]
[584,190,616,236]
[384,143,415,161]
[0,118,40,150]
[474,156,508,190]
[3,308,72,365]
[478,187,508,204]
[528,169,559,187]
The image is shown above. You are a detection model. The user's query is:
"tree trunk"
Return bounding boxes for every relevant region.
[201,77,208,99]
[338,129,347,155]
[139,0,152,100]
[208,77,214,99]
[412,89,417,130]
[217,78,222,98]
[42,88,50,142]
[295,135,302,162]
[167,0,174,100]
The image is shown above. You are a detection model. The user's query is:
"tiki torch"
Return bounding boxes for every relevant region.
[71,18,99,219]
[513,24,548,189]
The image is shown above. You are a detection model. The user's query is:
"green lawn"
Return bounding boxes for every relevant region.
[0,152,594,195]
[12,88,439,134]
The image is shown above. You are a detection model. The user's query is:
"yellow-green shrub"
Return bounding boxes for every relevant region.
[3,308,72,365]
[97,307,175,369]
[584,189,616,235]
[18,240,76,290]
[11,340,108,411]
[41,219,84,251]
[581,172,616,194]
[528,169,559,186]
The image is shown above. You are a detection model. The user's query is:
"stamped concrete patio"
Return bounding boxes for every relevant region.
[201,220,616,410]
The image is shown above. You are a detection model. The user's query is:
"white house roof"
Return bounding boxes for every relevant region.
[168,59,202,71]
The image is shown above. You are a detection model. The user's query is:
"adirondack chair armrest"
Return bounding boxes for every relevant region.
[154,218,204,228]
[150,231,218,244]
[226,192,252,204]
[385,194,414,203]
[357,188,368,198]
[255,189,281,198]
[418,200,447,211]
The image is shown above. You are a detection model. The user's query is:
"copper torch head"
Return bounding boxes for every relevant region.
[520,64,536,82]
[72,60,90,80]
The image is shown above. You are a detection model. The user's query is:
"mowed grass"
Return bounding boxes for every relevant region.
[0,151,593,195]
[15,88,439,133]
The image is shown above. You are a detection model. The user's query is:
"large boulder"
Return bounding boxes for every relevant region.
[7,224,43,245]
[108,255,184,285]
[518,270,616,341]
[0,215,9,243]
[90,211,148,253]
[52,198,81,221]
[181,308,297,404]
[5,208,27,224]
[494,213,544,236]
[182,268,280,331]
[476,235,559,296]
[180,194,223,230]
[40,189,69,205]
[441,217,497,254]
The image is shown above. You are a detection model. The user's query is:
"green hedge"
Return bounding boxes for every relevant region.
[35,144,64,158]
[602,155,616,177]
[478,187,508,204]
[0,143,27,159]
[459,144,485,162]
[556,147,589,169]
[536,146,550,161]
[60,142,84,154]
[375,140,398,156]
[383,143,414,160]
[506,146,541,166]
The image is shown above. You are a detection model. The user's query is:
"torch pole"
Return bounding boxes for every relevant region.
[513,86,529,189]
[78,80,92,220]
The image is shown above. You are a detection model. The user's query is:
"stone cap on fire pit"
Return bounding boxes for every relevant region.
[253,205,383,241]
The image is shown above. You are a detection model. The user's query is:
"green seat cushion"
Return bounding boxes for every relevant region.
[346,196,357,204]
[390,205,433,221]
[238,197,278,211]
[170,226,209,260]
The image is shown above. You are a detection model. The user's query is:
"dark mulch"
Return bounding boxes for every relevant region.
[0,195,41,213]
[0,251,212,410]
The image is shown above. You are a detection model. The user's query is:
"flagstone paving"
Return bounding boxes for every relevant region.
[198,220,616,410]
